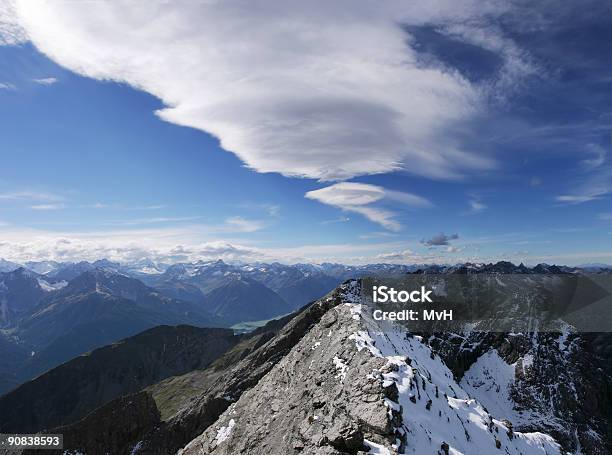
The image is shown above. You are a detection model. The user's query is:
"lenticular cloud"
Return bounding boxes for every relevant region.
[9,0,508,181]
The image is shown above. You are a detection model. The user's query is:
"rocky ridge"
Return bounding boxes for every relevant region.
[176,281,564,455]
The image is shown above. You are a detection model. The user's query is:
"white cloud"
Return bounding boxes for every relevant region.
[0,1,26,44]
[224,216,265,233]
[0,226,263,264]
[556,194,602,204]
[0,81,15,90]
[556,177,609,204]
[103,216,203,226]
[32,76,58,85]
[0,190,64,201]
[305,182,430,231]
[446,245,463,253]
[30,203,66,210]
[321,216,351,225]
[468,199,487,213]
[375,249,418,261]
[581,144,606,170]
[5,0,519,182]
[557,149,611,204]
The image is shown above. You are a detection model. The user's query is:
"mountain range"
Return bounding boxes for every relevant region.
[0,259,610,454]
[0,259,418,395]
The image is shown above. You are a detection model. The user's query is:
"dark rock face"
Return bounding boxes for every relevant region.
[0,268,46,327]
[203,277,291,324]
[0,325,239,433]
[22,392,161,455]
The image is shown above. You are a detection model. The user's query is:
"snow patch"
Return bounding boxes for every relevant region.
[37,278,68,292]
[364,439,391,454]
[460,349,517,422]
[333,356,348,381]
[215,418,236,444]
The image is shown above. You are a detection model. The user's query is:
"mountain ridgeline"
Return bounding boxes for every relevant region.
[0,259,417,395]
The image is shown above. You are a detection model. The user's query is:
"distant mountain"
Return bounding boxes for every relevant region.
[0,268,46,327]
[44,261,97,282]
[0,268,222,395]
[0,325,239,433]
[0,259,21,273]
[148,260,419,315]
[15,269,219,380]
[204,276,291,324]
[23,260,62,275]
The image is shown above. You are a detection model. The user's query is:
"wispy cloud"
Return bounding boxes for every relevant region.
[321,216,350,225]
[470,200,487,212]
[103,216,203,226]
[556,185,608,204]
[306,182,430,231]
[556,169,610,203]
[129,204,166,211]
[32,77,58,85]
[223,216,265,233]
[0,190,64,202]
[557,145,610,204]
[237,203,280,218]
[0,82,15,90]
[358,231,398,240]
[83,202,166,210]
[30,203,66,210]
[581,143,606,170]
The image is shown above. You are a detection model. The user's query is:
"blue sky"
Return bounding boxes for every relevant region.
[0,1,611,265]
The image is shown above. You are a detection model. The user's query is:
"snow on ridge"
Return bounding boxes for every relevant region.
[344,296,562,455]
